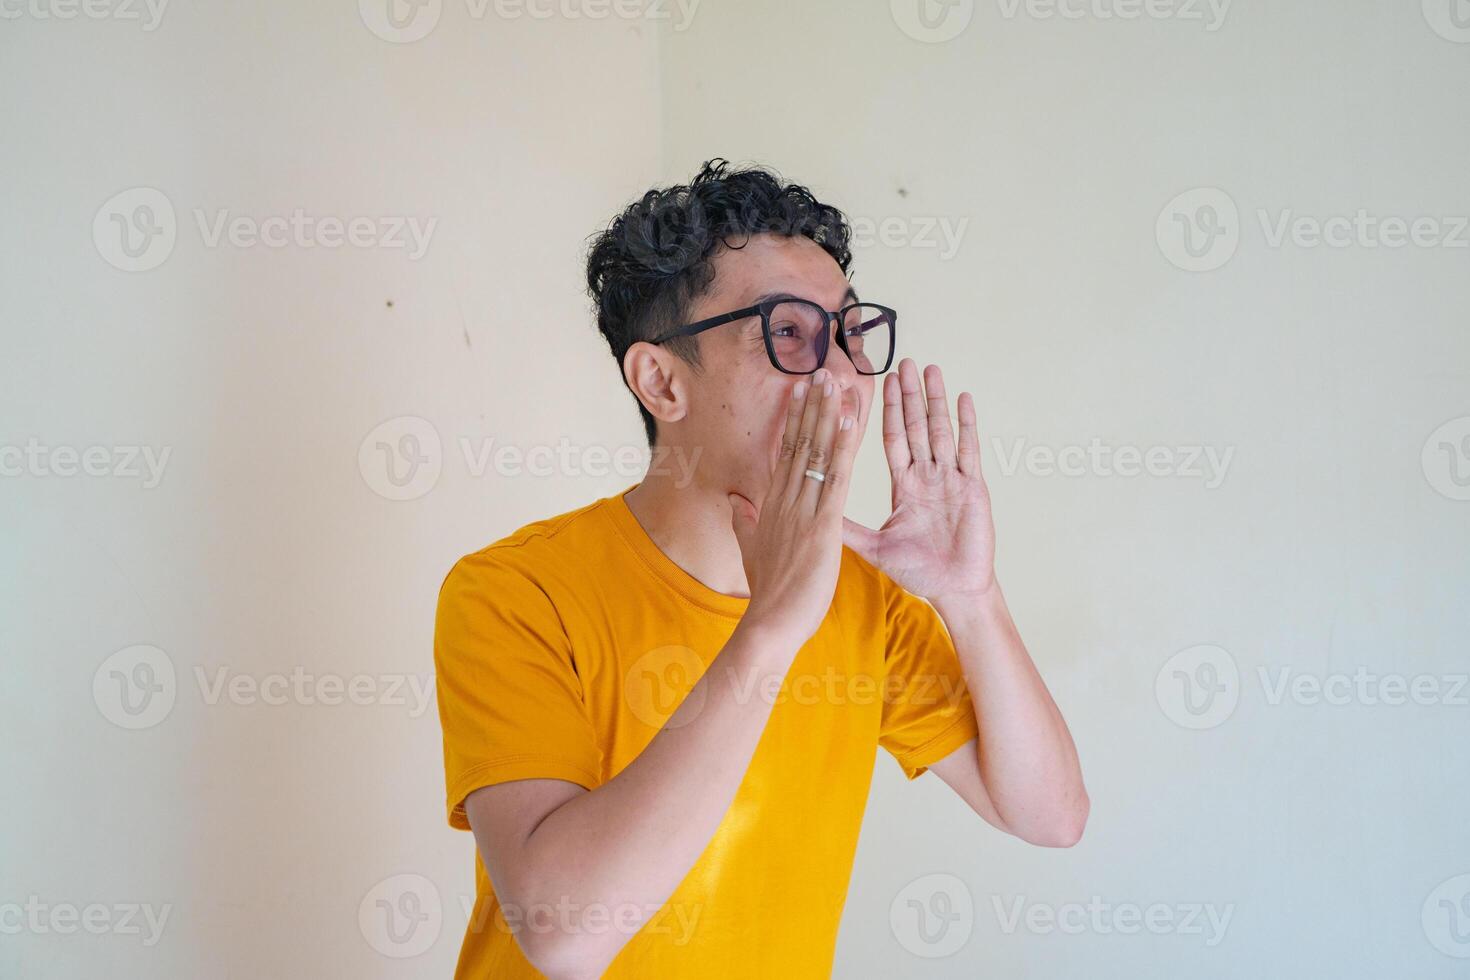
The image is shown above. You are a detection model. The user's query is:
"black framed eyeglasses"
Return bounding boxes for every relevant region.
[649,297,897,376]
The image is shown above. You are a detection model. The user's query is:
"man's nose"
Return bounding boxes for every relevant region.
[820,334,863,417]
[823,320,863,385]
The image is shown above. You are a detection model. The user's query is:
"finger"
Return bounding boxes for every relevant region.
[923,364,957,467]
[816,404,860,523]
[798,372,843,512]
[956,391,982,476]
[898,358,932,463]
[771,376,809,491]
[783,368,828,502]
[881,372,911,472]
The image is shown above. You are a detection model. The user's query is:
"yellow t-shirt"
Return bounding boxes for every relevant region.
[434,483,978,978]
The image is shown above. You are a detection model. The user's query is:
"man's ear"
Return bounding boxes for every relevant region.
[623,340,689,429]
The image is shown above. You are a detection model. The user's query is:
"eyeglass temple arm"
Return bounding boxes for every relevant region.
[649,306,762,345]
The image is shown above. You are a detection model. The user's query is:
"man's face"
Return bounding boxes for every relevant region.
[670,233,874,507]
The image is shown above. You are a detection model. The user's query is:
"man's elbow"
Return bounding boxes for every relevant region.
[1043,790,1090,847]
[500,885,620,980]
[1012,792,1089,848]
[1034,817,1086,848]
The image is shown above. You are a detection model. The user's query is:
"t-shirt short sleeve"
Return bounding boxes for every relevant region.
[434,550,603,830]
[877,575,980,780]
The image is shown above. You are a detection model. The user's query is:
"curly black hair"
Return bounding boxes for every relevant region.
[585,158,853,447]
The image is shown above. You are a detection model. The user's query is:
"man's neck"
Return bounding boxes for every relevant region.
[623,467,751,599]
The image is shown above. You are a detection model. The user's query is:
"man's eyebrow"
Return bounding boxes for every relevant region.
[748,286,862,307]
[748,290,801,306]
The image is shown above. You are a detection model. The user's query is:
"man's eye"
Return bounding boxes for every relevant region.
[771,324,798,338]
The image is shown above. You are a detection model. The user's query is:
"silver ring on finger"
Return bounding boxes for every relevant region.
[804,468,826,483]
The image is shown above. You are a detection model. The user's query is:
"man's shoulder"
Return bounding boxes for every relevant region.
[837,545,931,629]
[838,542,891,600]
[440,491,622,593]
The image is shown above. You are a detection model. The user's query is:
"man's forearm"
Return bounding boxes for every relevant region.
[934,582,1089,844]
[505,617,800,976]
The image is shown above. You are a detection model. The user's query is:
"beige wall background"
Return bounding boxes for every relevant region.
[3,0,1468,977]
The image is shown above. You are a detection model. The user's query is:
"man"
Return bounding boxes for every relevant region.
[434,159,1088,979]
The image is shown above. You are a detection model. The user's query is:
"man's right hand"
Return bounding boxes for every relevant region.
[727,366,860,646]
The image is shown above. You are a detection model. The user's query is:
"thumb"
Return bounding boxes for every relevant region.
[727,492,758,552]
[841,517,883,566]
